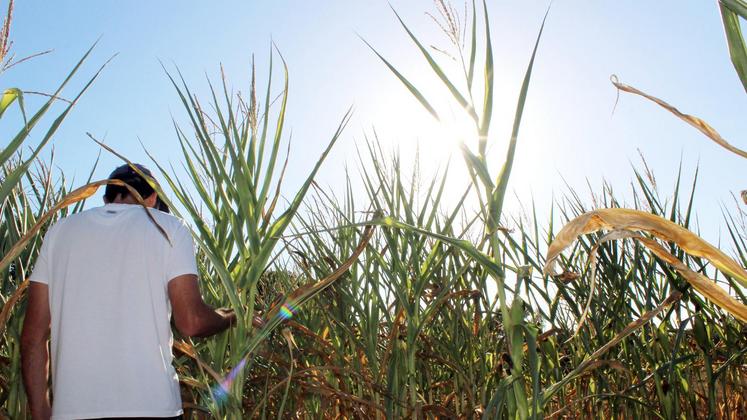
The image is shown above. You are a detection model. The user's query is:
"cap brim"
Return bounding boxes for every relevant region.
[155,197,170,213]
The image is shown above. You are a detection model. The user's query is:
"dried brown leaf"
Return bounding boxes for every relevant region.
[0,279,26,335]
[611,75,747,159]
[544,208,747,322]
[173,340,222,382]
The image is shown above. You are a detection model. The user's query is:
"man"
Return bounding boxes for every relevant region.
[21,164,235,420]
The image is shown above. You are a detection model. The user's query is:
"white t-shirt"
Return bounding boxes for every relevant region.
[29,203,198,420]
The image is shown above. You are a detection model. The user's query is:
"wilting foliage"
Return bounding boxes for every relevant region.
[0,1,745,419]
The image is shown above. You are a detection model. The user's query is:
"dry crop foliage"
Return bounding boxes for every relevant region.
[0,1,745,419]
[164,1,745,418]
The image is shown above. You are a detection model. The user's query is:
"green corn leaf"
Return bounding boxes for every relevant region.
[0,87,21,119]
[489,8,548,228]
[721,0,747,19]
[257,46,289,214]
[1,41,99,167]
[478,0,494,156]
[390,6,478,123]
[460,143,493,189]
[1,50,109,205]
[524,324,541,420]
[242,108,352,290]
[467,0,477,90]
[361,36,440,121]
[719,0,747,92]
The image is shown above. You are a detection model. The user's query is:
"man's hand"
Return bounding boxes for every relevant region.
[216,308,237,327]
[21,281,52,420]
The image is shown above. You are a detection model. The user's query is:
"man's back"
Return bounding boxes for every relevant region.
[30,203,196,419]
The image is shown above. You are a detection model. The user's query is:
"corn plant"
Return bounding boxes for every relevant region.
[537,0,747,417]
[285,140,508,418]
[364,1,549,417]
[139,50,358,418]
[231,136,745,418]
[363,0,746,418]
[0,0,740,418]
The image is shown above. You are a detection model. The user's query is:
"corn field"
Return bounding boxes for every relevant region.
[2,1,746,419]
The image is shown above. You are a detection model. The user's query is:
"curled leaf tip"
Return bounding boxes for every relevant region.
[546,208,747,323]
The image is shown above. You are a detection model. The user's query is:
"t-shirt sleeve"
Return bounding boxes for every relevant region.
[165,221,199,283]
[28,224,58,285]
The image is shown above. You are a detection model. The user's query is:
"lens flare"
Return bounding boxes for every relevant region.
[278,302,297,320]
[211,357,247,404]
[211,300,301,406]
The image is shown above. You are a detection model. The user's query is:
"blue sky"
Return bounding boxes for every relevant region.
[3,1,745,245]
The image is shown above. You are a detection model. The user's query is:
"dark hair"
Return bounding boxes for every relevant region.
[104,164,170,213]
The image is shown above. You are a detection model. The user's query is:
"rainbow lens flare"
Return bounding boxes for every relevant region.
[211,357,247,404]
[278,302,297,320]
[211,300,300,407]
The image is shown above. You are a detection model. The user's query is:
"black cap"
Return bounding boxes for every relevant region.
[104,163,170,213]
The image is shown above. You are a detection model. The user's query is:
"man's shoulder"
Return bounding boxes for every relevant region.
[52,206,107,226]
[49,205,191,236]
[37,209,88,244]
[147,209,190,230]
[41,207,101,236]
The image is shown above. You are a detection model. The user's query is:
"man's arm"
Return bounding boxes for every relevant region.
[168,274,235,338]
[21,281,52,420]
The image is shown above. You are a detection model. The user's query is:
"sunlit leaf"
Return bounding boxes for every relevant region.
[489,8,548,227]
[544,208,747,322]
[361,37,440,121]
[0,87,21,119]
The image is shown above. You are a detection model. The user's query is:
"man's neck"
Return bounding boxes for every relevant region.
[109,193,156,208]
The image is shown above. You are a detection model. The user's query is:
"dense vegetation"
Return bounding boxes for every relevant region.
[1,1,746,418]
